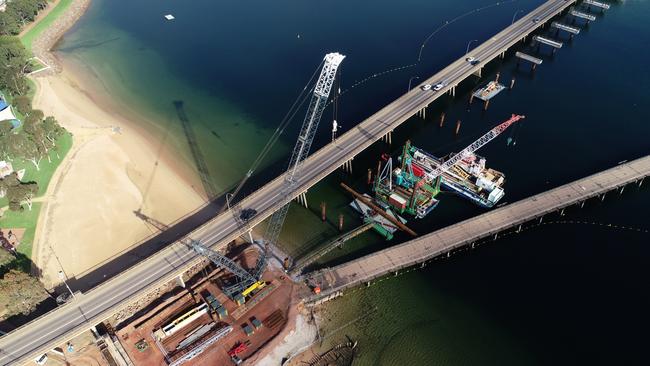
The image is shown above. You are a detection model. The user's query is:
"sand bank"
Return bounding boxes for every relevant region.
[31,69,206,287]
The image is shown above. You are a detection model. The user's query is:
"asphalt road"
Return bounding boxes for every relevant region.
[0,0,577,364]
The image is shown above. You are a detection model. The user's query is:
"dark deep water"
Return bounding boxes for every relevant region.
[57,0,650,364]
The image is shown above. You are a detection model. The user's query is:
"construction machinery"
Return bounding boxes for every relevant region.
[137,53,344,299]
[368,114,524,225]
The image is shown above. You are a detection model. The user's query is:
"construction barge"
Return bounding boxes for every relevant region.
[345,114,524,239]
[408,144,506,208]
[472,80,506,101]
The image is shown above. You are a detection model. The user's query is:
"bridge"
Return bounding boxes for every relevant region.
[305,156,650,302]
[0,0,583,364]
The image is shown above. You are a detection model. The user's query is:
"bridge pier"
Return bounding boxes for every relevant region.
[247,230,254,244]
[601,193,606,201]
[560,208,565,216]
[539,216,544,224]
[439,112,446,127]
[176,274,186,288]
[639,178,644,187]
[620,185,625,194]
[581,200,585,208]
[473,68,482,78]
[421,262,426,268]
[517,224,522,233]
[294,191,309,207]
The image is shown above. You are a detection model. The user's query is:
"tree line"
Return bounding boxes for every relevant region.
[0,0,49,36]
[0,0,65,320]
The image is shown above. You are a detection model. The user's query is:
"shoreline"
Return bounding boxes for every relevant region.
[28,0,208,288]
[30,0,91,73]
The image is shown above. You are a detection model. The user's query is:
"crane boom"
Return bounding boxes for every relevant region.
[254,52,345,278]
[133,210,255,297]
[423,114,524,183]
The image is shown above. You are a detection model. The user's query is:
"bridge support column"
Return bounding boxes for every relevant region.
[471,242,475,249]
[446,251,451,258]
[366,281,371,287]
[394,271,398,277]
[247,230,254,244]
[493,233,498,240]
[500,51,506,59]
[601,193,606,202]
[639,178,644,187]
[298,192,308,208]
[177,274,186,288]
[421,262,426,268]
[620,185,625,194]
[517,224,522,233]
[539,216,543,224]
[560,208,565,216]
[581,200,585,209]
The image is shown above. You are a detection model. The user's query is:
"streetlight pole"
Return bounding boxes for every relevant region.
[225,192,234,212]
[511,9,524,25]
[465,39,479,55]
[408,76,420,92]
[58,271,75,300]
[50,244,75,299]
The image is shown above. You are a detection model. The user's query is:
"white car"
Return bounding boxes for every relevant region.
[433,82,445,91]
[420,84,432,91]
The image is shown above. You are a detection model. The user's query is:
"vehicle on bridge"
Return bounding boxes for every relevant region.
[420,84,432,91]
[465,56,480,65]
[433,82,445,91]
[239,208,257,222]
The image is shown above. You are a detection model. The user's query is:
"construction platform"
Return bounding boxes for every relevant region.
[571,10,597,21]
[515,51,543,65]
[583,0,610,10]
[551,22,580,35]
[472,81,506,101]
[533,35,563,48]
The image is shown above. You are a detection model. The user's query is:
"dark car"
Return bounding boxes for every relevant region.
[240,208,257,221]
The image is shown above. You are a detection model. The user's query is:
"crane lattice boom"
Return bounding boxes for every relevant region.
[255,52,345,278]
[423,114,524,183]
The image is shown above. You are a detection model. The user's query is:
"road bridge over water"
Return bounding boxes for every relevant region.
[305,156,650,302]
[0,0,587,363]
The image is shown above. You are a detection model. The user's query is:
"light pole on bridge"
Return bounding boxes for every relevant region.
[465,39,479,55]
[511,9,524,25]
[407,76,420,92]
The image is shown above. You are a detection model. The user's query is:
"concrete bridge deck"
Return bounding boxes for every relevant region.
[0,0,581,364]
[305,156,650,302]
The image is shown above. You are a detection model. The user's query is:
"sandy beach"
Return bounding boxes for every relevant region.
[28,0,207,287]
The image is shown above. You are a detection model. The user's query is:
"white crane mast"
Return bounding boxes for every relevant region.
[253,52,345,278]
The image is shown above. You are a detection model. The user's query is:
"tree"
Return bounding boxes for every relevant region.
[6,182,38,211]
[0,269,49,316]
[7,132,42,170]
[42,116,64,143]
[12,95,31,116]
[0,36,29,95]
[0,248,14,268]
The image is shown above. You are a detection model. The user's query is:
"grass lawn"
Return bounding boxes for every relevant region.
[0,132,72,265]
[20,0,75,52]
[10,132,73,197]
[0,202,42,260]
